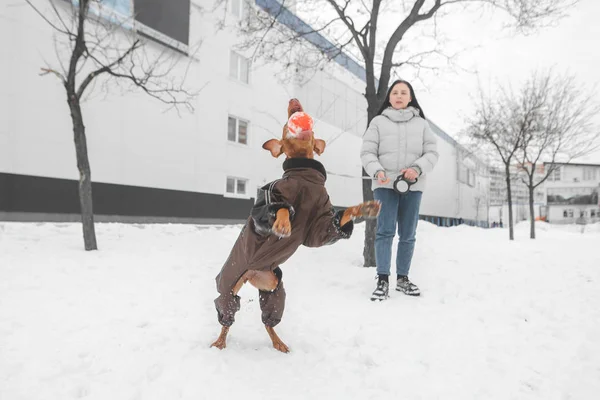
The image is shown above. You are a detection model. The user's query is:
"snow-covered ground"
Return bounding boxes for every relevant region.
[1,220,599,400]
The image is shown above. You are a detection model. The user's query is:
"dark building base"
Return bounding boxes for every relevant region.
[0,173,254,223]
[419,214,489,228]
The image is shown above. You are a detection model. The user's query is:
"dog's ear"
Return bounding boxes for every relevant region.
[313,139,326,156]
[263,139,284,158]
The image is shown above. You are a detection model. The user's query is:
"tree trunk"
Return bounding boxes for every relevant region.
[528,180,536,239]
[361,95,381,267]
[68,93,97,251]
[505,165,515,241]
[362,168,376,267]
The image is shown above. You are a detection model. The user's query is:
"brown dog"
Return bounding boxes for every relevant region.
[211,98,380,353]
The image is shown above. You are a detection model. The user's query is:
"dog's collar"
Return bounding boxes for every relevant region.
[282,158,327,181]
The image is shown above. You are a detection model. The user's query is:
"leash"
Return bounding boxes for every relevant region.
[325,170,375,180]
[325,171,418,196]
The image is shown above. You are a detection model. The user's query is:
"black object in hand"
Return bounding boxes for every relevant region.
[393,173,417,194]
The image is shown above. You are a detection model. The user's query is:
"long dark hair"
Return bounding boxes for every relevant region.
[376,79,426,119]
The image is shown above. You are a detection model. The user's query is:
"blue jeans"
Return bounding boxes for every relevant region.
[373,188,422,277]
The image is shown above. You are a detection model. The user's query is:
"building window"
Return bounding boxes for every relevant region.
[81,1,191,52]
[568,209,574,218]
[227,116,248,145]
[583,167,597,181]
[563,210,568,218]
[458,164,467,184]
[230,51,250,83]
[591,210,596,218]
[467,170,476,187]
[226,177,248,195]
[549,167,561,181]
[134,0,191,46]
[99,0,131,17]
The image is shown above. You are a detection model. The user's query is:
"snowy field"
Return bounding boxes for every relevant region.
[1,220,599,400]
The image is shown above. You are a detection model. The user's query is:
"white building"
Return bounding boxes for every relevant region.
[543,162,600,224]
[420,124,490,227]
[0,0,490,227]
[487,162,600,226]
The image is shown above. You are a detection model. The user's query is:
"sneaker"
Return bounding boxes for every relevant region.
[396,276,420,296]
[370,279,389,301]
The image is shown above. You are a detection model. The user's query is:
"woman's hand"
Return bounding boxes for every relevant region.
[376,171,390,184]
[400,168,419,182]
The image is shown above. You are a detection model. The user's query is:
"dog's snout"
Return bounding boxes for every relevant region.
[288,99,303,117]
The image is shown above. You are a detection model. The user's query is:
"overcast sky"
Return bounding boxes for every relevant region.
[406,0,600,163]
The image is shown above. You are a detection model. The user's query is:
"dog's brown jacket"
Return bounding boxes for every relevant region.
[214,157,354,327]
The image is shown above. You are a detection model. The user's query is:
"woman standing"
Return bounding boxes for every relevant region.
[361,80,439,301]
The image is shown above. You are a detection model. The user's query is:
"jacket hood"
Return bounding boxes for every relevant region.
[381,106,420,123]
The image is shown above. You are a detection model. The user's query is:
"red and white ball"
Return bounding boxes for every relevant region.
[287,112,314,135]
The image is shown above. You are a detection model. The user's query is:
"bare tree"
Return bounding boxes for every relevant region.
[226,0,578,264]
[515,71,600,239]
[463,84,528,240]
[25,0,196,250]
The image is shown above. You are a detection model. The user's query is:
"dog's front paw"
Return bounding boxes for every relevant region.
[272,217,291,238]
[354,200,381,220]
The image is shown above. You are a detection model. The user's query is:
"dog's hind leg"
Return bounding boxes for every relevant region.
[212,269,289,352]
[211,326,230,349]
[211,272,251,350]
[265,325,289,353]
[256,267,289,353]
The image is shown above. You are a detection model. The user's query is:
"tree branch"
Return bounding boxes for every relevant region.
[325,0,368,60]
[39,67,66,82]
[378,0,442,100]
[24,0,75,38]
[77,39,142,98]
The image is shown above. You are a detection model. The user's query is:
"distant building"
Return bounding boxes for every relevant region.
[488,167,533,226]
[543,162,600,224]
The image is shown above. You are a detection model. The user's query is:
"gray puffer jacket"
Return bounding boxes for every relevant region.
[361,106,439,192]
